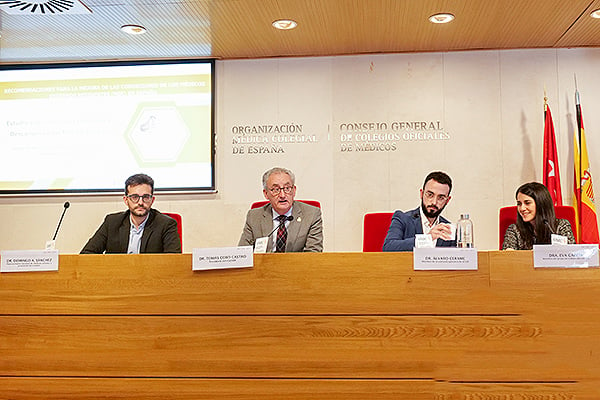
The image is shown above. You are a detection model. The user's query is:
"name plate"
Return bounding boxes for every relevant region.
[415,234,435,248]
[192,246,254,271]
[533,244,599,268]
[253,237,269,253]
[413,247,478,270]
[1,250,59,273]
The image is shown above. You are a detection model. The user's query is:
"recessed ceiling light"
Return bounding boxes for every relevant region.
[429,13,455,24]
[272,19,298,30]
[591,9,600,19]
[121,24,147,35]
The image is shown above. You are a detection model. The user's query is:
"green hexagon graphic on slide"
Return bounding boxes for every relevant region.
[125,102,190,166]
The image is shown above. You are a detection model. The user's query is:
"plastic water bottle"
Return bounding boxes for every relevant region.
[456,213,474,248]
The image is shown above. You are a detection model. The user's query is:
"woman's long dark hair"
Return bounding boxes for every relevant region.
[515,182,557,248]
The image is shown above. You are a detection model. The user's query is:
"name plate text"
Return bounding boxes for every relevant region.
[193,246,254,271]
[533,244,599,268]
[413,247,478,270]
[1,250,59,273]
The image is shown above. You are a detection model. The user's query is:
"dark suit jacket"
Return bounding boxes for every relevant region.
[238,201,323,252]
[81,208,181,254]
[382,207,456,252]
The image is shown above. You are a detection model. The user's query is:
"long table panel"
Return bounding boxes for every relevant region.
[1,252,599,399]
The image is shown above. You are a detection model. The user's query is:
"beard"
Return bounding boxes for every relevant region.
[421,201,445,219]
[131,205,150,217]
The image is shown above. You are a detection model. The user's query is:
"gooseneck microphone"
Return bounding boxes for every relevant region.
[266,215,294,238]
[249,215,294,248]
[52,201,70,241]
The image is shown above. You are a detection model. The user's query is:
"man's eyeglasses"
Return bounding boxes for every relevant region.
[268,186,294,195]
[423,191,448,203]
[126,194,154,203]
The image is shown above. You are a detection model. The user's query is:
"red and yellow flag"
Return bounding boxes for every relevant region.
[573,90,599,243]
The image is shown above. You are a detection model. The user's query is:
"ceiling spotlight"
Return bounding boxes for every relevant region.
[121,24,147,35]
[272,19,298,30]
[591,9,600,19]
[429,13,455,24]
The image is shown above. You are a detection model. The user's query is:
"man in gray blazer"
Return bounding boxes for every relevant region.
[238,167,323,252]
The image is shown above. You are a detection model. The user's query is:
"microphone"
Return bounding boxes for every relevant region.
[543,219,556,234]
[52,202,70,241]
[266,215,294,238]
[249,215,294,252]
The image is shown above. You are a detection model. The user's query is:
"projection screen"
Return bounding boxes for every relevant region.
[0,59,215,195]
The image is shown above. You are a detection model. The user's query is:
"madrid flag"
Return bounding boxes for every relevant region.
[573,90,599,243]
[543,104,562,205]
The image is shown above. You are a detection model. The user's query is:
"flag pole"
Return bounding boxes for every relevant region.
[574,74,581,238]
[575,74,581,146]
[575,76,582,209]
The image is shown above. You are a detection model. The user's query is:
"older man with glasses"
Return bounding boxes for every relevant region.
[81,173,181,254]
[238,167,323,252]
[383,171,456,252]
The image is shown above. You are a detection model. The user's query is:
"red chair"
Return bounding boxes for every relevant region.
[362,212,394,252]
[163,212,183,248]
[498,205,577,249]
[250,200,321,209]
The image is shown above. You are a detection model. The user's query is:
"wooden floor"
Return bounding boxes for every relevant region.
[1,251,599,399]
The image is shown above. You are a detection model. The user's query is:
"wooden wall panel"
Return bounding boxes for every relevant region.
[4,0,600,62]
[2,315,578,380]
[1,378,596,400]
[0,253,496,315]
[1,251,600,398]
[488,250,600,314]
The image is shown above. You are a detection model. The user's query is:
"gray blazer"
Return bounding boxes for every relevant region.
[238,201,323,252]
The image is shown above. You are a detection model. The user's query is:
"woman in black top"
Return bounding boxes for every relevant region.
[502,182,575,250]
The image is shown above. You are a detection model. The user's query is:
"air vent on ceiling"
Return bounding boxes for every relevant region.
[0,0,91,15]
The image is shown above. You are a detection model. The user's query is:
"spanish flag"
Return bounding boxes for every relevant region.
[573,89,599,243]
